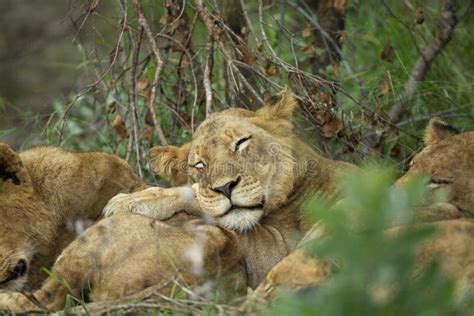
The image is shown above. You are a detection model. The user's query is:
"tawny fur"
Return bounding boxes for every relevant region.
[0,89,354,312]
[248,119,474,305]
[0,145,145,292]
[105,88,354,287]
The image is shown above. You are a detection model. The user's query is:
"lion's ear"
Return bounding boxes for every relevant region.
[149,143,190,186]
[0,143,31,188]
[424,118,459,146]
[256,87,298,121]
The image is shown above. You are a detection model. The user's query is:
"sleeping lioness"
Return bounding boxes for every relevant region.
[0,145,144,292]
[0,89,355,312]
[248,118,474,305]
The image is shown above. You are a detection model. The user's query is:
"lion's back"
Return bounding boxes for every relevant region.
[19,146,145,219]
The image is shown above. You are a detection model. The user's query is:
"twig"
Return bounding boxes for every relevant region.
[57,7,128,145]
[78,301,190,314]
[387,0,458,123]
[288,2,364,92]
[127,26,144,178]
[397,110,473,127]
[178,11,199,131]
[196,0,215,117]
[133,0,169,146]
[258,0,285,70]
[158,33,199,133]
[217,42,265,105]
[256,1,331,87]
[239,0,260,45]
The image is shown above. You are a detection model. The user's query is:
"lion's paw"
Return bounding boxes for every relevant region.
[102,187,199,221]
[102,193,133,217]
[0,291,41,313]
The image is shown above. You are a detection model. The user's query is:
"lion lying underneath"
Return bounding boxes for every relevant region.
[249,118,474,305]
[0,144,144,294]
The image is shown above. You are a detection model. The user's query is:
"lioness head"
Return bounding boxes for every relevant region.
[150,89,310,232]
[396,118,474,215]
[0,144,54,291]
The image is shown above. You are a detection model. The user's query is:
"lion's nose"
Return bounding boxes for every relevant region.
[0,259,27,285]
[14,259,27,277]
[212,177,241,198]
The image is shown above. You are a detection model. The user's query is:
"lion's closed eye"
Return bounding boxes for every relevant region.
[427,177,451,189]
[234,136,252,152]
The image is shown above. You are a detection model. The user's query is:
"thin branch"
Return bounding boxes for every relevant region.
[196,0,215,117]
[133,0,169,146]
[256,1,330,87]
[239,0,260,45]
[57,7,128,145]
[157,34,199,132]
[127,26,144,178]
[387,0,458,123]
[217,42,265,105]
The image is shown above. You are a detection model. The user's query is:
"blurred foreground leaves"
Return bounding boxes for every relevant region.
[271,166,474,316]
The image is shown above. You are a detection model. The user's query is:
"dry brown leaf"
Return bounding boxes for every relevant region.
[322,0,348,17]
[322,117,343,138]
[247,95,254,105]
[89,0,100,12]
[263,91,272,103]
[107,102,117,114]
[375,107,390,123]
[240,45,256,67]
[333,0,348,16]
[302,22,313,38]
[385,126,400,143]
[112,115,127,140]
[381,43,395,63]
[138,126,153,145]
[265,59,278,76]
[319,92,332,105]
[137,76,149,92]
[301,44,316,54]
[263,0,275,7]
[380,75,391,96]
[145,109,155,126]
[289,73,305,92]
[415,7,425,25]
[314,110,331,125]
[339,31,348,45]
[333,61,341,77]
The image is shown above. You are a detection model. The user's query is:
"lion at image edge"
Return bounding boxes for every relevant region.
[0,144,145,292]
[0,88,355,312]
[246,117,474,307]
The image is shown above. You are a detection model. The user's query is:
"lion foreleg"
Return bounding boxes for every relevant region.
[102,186,201,220]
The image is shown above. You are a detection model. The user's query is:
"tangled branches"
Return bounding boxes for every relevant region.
[60,0,465,176]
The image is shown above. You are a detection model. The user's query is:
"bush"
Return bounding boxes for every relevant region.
[270,166,474,316]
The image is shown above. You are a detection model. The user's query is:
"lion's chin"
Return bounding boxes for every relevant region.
[216,209,264,233]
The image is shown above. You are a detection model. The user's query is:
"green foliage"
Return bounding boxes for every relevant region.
[2,1,470,179]
[270,166,474,316]
[340,1,474,162]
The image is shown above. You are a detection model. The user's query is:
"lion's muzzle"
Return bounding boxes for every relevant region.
[195,175,265,232]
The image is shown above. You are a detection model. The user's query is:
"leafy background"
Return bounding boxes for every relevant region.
[0,1,473,314]
[1,0,472,183]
